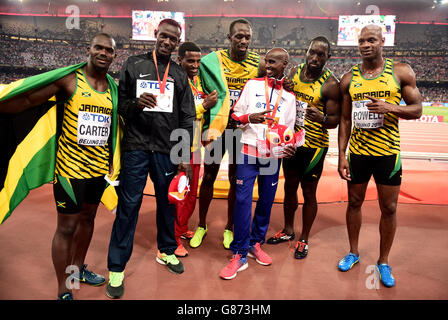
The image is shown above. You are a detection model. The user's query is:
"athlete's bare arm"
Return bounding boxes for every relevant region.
[0,73,75,114]
[337,71,353,181]
[287,65,299,81]
[393,62,423,119]
[365,62,422,120]
[309,75,340,129]
[282,65,299,92]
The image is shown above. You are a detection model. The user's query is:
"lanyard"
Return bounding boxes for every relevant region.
[264,77,283,127]
[152,50,170,94]
[189,76,201,97]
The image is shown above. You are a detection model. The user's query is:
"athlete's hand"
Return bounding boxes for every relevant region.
[137,92,157,110]
[306,106,324,123]
[282,78,294,92]
[108,163,114,178]
[249,110,275,124]
[178,162,193,183]
[365,95,395,114]
[203,90,218,111]
[283,144,296,158]
[338,155,351,181]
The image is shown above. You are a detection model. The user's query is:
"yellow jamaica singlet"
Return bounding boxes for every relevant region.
[218,49,261,108]
[348,58,402,156]
[292,63,332,148]
[189,75,207,152]
[55,68,112,179]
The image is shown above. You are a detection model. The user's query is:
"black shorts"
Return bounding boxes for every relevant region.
[282,147,328,182]
[53,175,107,214]
[348,153,402,186]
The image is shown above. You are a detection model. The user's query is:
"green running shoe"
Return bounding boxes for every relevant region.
[156,251,184,274]
[223,229,233,250]
[106,271,124,299]
[190,226,207,248]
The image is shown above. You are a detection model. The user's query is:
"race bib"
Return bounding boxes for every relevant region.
[352,99,384,129]
[194,95,204,107]
[136,79,174,113]
[295,100,308,127]
[229,89,241,108]
[77,111,111,146]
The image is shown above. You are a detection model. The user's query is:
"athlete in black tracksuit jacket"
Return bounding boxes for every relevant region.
[107,47,196,275]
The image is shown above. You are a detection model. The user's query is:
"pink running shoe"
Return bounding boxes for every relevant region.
[247,242,272,265]
[219,254,248,280]
[181,230,195,240]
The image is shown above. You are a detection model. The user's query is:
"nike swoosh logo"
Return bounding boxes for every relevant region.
[255,94,264,97]
[272,181,278,186]
[165,171,174,176]
[139,73,151,77]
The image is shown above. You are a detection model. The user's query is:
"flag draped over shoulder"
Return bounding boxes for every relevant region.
[198,51,230,141]
[0,62,121,225]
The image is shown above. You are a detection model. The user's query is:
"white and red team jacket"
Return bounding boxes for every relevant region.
[231,76,297,158]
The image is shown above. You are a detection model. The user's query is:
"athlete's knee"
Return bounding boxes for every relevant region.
[380,201,397,217]
[347,195,364,211]
[302,183,318,202]
[56,217,78,236]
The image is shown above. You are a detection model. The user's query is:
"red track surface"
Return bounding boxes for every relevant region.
[0,184,447,300]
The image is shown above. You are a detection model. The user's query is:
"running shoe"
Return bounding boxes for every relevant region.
[175,243,189,257]
[190,226,207,248]
[219,254,248,280]
[181,230,195,240]
[294,239,309,259]
[266,230,295,244]
[156,251,184,274]
[106,271,124,299]
[376,263,396,287]
[58,292,73,300]
[222,229,233,249]
[75,264,106,286]
[338,253,360,272]
[248,242,272,265]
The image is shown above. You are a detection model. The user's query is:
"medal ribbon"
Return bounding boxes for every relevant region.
[264,77,284,127]
[153,50,170,95]
[189,76,201,97]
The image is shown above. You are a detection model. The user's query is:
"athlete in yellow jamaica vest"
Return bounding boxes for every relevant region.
[337,25,422,287]
[266,37,341,261]
[191,18,266,250]
[0,33,118,300]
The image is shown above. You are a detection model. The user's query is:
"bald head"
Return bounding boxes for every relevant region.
[360,24,383,38]
[358,24,385,60]
[265,47,289,79]
[266,47,289,64]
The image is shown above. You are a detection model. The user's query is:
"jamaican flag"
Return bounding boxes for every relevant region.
[198,51,230,142]
[0,62,121,224]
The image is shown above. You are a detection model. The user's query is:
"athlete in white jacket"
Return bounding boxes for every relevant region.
[219,48,299,280]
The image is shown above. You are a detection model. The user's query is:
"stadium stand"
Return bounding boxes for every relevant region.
[0,15,447,103]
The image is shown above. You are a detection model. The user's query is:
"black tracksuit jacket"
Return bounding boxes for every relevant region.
[117,51,195,157]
